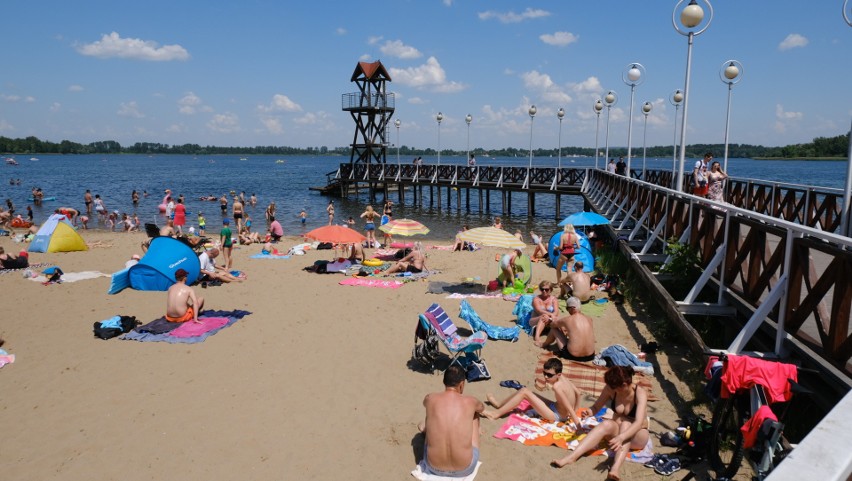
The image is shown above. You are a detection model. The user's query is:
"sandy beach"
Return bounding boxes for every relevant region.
[0,229,706,480]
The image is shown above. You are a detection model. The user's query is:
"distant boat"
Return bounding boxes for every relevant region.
[275,159,285,164]
[5,158,18,165]
[208,159,216,164]
[239,157,248,161]
[29,157,39,161]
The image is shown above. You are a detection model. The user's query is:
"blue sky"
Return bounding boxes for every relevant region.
[1,0,850,151]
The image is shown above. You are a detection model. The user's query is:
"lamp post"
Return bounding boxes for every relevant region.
[720,60,743,173]
[641,102,653,179]
[622,63,646,178]
[603,91,618,164]
[673,0,713,192]
[394,119,401,168]
[465,114,473,165]
[528,105,537,170]
[436,112,443,166]
[594,100,603,169]
[557,108,565,170]
[669,89,684,187]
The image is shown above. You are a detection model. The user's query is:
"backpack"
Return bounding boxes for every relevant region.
[93,315,139,340]
[677,414,713,460]
[413,319,440,370]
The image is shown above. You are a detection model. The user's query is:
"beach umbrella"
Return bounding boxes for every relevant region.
[457,226,526,249]
[379,218,430,237]
[304,225,366,244]
[558,211,610,227]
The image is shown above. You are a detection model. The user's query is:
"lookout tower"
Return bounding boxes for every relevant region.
[342,61,395,165]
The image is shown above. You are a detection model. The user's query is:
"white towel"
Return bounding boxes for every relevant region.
[411,460,481,481]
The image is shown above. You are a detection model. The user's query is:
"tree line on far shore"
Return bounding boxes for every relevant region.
[0,132,848,160]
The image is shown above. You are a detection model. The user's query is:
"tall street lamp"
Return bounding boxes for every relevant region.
[394,119,401,168]
[720,60,743,173]
[465,114,473,164]
[557,108,565,169]
[528,105,537,170]
[603,91,618,164]
[669,89,684,187]
[641,102,653,179]
[594,99,604,169]
[622,63,646,178]
[436,112,443,166]
[673,0,713,191]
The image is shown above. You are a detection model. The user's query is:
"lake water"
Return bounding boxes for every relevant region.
[2,154,848,240]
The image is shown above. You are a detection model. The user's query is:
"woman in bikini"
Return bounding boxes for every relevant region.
[360,205,378,248]
[555,224,578,285]
[551,365,649,481]
[529,280,559,345]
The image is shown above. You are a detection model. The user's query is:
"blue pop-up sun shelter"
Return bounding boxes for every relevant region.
[108,237,201,294]
[548,231,594,273]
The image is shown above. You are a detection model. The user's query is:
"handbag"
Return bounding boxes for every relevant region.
[465,359,491,382]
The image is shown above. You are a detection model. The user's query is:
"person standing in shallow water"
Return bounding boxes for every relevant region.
[327,200,335,226]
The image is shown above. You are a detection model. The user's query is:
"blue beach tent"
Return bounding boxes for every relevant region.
[547,231,594,273]
[108,237,200,294]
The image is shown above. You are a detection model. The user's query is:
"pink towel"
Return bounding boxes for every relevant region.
[169,317,230,338]
[339,278,404,288]
[0,354,15,368]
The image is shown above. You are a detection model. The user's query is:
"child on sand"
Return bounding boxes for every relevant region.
[197,213,206,236]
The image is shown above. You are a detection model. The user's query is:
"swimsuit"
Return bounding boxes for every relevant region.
[406,265,422,273]
[166,306,194,323]
[611,391,638,419]
[422,446,479,478]
[234,213,243,220]
[365,222,375,231]
[559,350,595,362]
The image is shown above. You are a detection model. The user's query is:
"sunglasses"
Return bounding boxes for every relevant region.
[541,288,552,292]
[543,371,559,379]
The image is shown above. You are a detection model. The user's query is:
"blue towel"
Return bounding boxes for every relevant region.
[599,344,653,368]
[512,294,535,335]
[99,315,122,329]
[459,299,520,342]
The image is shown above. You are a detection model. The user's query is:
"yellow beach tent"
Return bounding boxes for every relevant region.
[28,213,87,253]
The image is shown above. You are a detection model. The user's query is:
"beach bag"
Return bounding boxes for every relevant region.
[317,242,333,250]
[313,260,330,273]
[93,315,139,340]
[465,358,491,382]
[677,414,713,459]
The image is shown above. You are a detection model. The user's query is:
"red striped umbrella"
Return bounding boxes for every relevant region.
[378,218,430,236]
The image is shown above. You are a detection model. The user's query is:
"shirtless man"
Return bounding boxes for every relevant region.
[219,194,228,216]
[159,219,176,237]
[346,242,365,263]
[232,196,244,233]
[198,248,242,283]
[537,296,596,362]
[165,269,204,323]
[386,248,426,274]
[84,189,93,216]
[483,358,582,428]
[418,365,484,478]
[559,261,593,302]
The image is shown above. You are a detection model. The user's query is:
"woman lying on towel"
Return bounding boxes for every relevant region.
[551,365,649,481]
[0,246,28,269]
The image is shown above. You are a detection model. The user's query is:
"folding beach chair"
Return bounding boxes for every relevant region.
[418,303,488,370]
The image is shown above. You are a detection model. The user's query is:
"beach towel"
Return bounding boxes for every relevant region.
[494,411,604,451]
[249,253,291,259]
[512,294,535,335]
[0,262,50,276]
[534,352,659,400]
[559,297,608,317]
[458,299,520,342]
[121,310,250,343]
[339,278,404,289]
[0,349,14,368]
[446,292,504,300]
[29,270,109,284]
[411,461,482,481]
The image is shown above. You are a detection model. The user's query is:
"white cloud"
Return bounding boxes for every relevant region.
[76,32,190,61]
[380,40,422,59]
[49,102,61,112]
[540,31,579,47]
[367,36,383,46]
[408,97,426,105]
[24,96,35,103]
[443,0,453,5]
[0,119,13,132]
[166,124,185,133]
[260,117,284,134]
[359,54,372,61]
[570,76,602,94]
[389,57,466,93]
[294,111,331,126]
[117,101,144,118]
[68,85,84,92]
[178,92,203,115]
[1,94,20,102]
[478,8,550,23]
[778,33,808,51]
[776,104,803,120]
[521,70,572,104]
[336,27,347,35]
[258,94,303,113]
[207,113,240,133]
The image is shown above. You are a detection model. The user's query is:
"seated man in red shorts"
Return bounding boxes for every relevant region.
[165,268,204,323]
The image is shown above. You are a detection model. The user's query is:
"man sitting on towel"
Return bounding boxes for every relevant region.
[198,248,243,283]
[386,248,427,274]
[418,365,484,478]
[166,268,204,323]
[537,297,596,362]
[558,261,593,302]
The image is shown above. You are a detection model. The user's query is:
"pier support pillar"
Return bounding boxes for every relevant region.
[456,188,461,212]
[528,192,535,217]
[486,190,491,212]
[466,188,471,212]
[555,195,561,220]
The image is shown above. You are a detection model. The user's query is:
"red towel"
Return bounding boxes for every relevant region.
[740,405,778,449]
[721,355,798,403]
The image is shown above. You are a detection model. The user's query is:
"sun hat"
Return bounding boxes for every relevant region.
[223,219,230,224]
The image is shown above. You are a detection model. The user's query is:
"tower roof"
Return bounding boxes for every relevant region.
[351,60,391,82]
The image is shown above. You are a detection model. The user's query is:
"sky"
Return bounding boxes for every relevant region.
[1,0,850,152]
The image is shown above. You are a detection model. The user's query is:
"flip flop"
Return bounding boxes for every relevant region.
[499,380,523,390]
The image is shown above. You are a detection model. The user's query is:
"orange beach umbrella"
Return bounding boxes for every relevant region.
[304,225,366,244]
